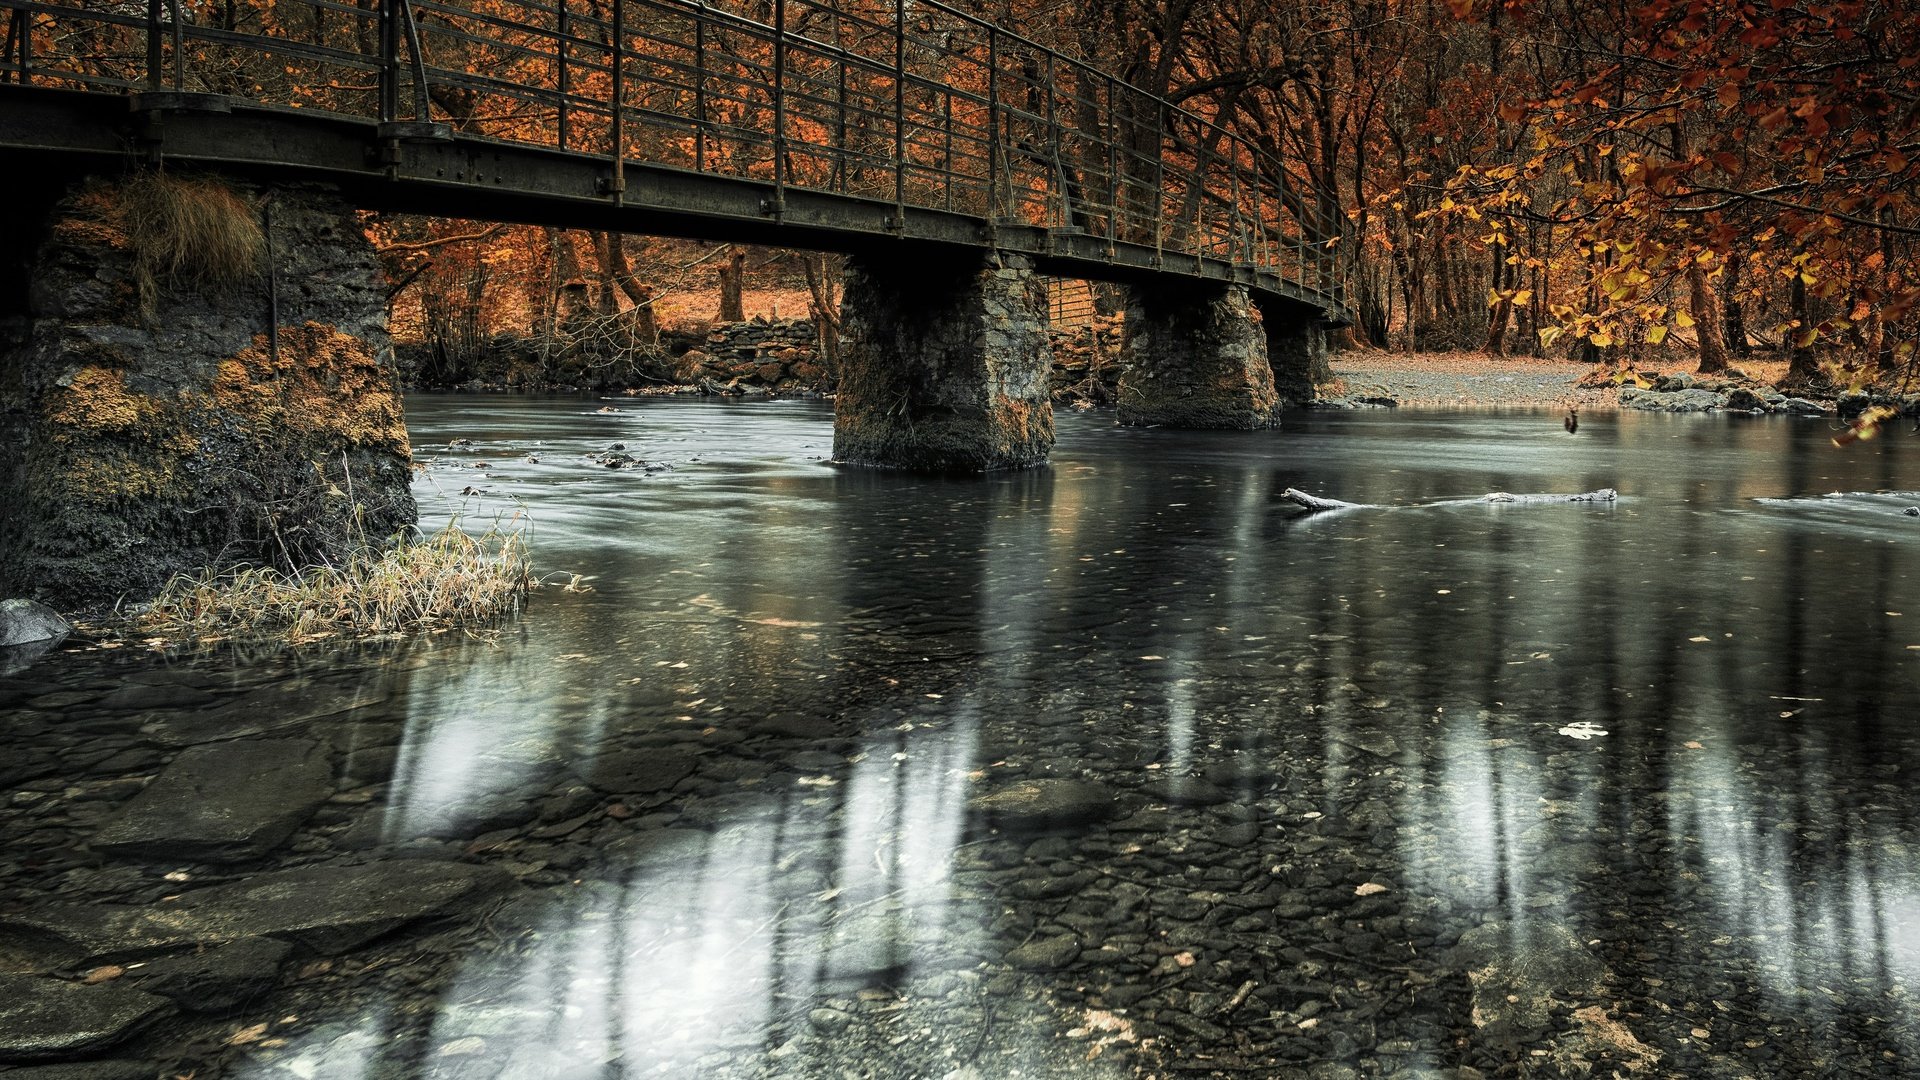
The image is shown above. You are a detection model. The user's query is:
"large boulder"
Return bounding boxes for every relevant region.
[91,738,335,862]
[0,598,70,646]
[0,860,516,964]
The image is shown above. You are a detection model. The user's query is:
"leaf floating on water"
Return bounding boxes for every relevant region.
[1558,721,1609,740]
[82,966,124,985]
[1173,951,1196,968]
[796,775,839,787]
[438,1037,487,1057]
[1684,741,1705,749]
[1354,882,1390,897]
[1688,636,1712,643]
[1139,655,1166,661]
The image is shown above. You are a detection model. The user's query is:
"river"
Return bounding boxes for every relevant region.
[2,397,1916,1078]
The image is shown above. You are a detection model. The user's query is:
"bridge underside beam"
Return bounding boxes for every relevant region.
[1117,282,1280,429]
[833,252,1054,472]
[0,174,415,610]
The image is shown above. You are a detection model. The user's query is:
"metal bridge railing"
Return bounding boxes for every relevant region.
[0,0,1344,308]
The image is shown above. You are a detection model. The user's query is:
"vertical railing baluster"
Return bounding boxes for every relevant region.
[610,0,625,199]
[1144,99,1159,263]
[772,0,785,215]
[147,0,166,91]
[169,0,183,90]
[986,28,999,224]
[557,1,570,150]
[893,0,905,224]
[1045,52,1061,228]
[377,0,396,122]
[835,46,847,192]
[1103,75,1116,254]
[694,15,706,171]
[943,92,953,212]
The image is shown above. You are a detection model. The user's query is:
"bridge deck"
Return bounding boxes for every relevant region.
[0,0,1347,323]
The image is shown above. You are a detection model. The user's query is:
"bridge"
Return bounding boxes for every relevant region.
[0,0,1347,607]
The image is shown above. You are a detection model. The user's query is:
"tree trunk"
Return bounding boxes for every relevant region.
[597,232,659,346]
[1688,263,1731,375]
[1785,273,1822,387]
[1720,257,1750,358]
[801,252,842,379]
[716,248,746,323]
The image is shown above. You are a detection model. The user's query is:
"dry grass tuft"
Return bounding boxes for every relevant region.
[134,520,532,647]
[118,172,264,313]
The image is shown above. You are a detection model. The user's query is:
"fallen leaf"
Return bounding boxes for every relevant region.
[226,1023,269,1047]
[1684,741,1704,749]
[1354,882,1390,897]
[82,966,125,985]
[1173,952,1196,968]
[1688,635,1711,643]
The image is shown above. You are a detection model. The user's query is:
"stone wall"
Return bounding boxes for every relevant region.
[1048,315,1124,404]
[671,317,826,391]
[0,175,414,611]
[833,251,1054,471]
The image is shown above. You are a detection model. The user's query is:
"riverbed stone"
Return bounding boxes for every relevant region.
[0,860,515,963]
[91,738,334,862]
[1005,934,1081,970]
[0,1062,158,1080]
[1450,920,1607,1037]
[0,598,71,646]
[969,778,1117,831]
[0,974,172,1062]
[574,747,697,795]
[121,935,292,1011]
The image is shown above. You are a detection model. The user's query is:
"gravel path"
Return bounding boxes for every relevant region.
[1328,352,1620,409]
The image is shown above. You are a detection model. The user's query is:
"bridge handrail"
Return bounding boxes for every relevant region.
[0,0,1345,310]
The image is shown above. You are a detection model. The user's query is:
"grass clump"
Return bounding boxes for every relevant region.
[134,520,533,647]
[118,171,264,314]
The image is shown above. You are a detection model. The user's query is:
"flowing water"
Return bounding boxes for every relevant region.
[2,397,1917,1079]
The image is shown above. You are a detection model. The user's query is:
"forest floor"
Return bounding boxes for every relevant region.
[1326,349,1794,409]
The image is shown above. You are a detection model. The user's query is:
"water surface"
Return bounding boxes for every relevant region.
[3,398,1916,1078]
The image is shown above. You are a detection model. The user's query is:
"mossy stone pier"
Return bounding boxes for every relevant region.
[1117,282,1282,429]
[0,175,415,610]
[832,252,1056,472]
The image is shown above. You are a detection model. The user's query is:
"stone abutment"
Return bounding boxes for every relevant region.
[0,173,415,610]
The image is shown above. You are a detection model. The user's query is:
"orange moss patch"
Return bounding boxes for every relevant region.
[41,366,201,502]
[47,367,160,434]
[213,322,410,452]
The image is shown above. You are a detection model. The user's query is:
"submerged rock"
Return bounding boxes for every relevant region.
[0,860,516,964]
[969,778,1117,831]
[0,599,71,647]
[91,738,334,862]
[0,974,171,1063]
[1450,920,1607,1037]
[121,936,291,1012]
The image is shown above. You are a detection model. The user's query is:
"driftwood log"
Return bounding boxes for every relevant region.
[1281,487,1617,513]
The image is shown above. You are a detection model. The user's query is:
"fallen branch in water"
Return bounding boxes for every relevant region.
[1280,488,1368,512]
[1280,487,1618,512]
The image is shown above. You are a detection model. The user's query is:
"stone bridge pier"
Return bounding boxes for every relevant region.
[832,260,1333,471]
[0,173,415,610]
[832,250,1055,472]
[1115,282,1325,428]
